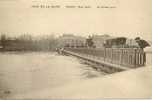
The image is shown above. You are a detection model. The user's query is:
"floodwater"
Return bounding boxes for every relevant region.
[0,52,105,98]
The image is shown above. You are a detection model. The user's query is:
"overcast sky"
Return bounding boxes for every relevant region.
[0,0,152,40]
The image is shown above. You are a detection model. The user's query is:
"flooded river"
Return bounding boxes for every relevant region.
[0,52,105,98]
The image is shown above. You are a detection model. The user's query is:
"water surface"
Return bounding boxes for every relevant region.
[0,52,105,97]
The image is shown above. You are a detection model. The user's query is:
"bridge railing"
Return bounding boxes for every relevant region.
[64,48,146,68]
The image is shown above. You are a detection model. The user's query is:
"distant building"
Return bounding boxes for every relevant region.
[92,34,113,48]
[0,40,1,46]
[105,37,128,48]
[57,34,86,48]
[126,39,139,48]
[0,37,35,51]
[0,41,2,49]
[1,38,24,50]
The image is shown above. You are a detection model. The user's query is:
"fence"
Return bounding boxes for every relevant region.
[64,48,146,68]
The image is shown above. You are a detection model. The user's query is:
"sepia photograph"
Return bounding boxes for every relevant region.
[0,0,152,99]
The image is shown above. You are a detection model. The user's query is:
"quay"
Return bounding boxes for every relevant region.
[61,48,146,73]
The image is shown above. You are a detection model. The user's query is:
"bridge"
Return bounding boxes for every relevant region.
[60,48,146,73]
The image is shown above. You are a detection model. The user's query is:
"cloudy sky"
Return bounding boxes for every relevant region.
[0,0,152,40]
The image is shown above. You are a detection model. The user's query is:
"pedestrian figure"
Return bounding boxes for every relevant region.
[135,37,150,49]
[135,37,150,66]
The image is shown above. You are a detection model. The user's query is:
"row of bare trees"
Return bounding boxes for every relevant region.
[0,34,58,51]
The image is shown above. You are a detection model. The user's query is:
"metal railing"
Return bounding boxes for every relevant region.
[64,48,146,68]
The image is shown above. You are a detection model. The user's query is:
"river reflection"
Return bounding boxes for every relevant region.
[0,52,105,98]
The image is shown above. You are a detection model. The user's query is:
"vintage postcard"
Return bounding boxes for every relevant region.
[0,0,152,99]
